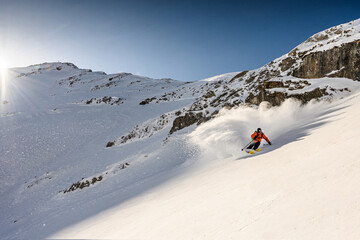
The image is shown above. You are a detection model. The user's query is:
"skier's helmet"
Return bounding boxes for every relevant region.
[257,128,262,132]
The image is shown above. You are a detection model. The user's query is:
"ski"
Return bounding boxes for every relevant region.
[245,148,261,154]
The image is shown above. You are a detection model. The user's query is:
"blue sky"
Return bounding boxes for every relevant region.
[0,0,359,81]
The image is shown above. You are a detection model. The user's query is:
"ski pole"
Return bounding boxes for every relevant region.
[241,140,254,151]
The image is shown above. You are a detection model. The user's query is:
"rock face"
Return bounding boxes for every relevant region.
[280,57,296,72]
[245,87,331,106]
[169,112,205,134]
[292,40,360,80]
[238,19,360,109]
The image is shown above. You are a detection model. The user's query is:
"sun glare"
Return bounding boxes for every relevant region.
[0,58,8,74]
[0,57,8,101]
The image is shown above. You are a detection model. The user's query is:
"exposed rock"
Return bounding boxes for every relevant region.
[229,71,249,82]
[246,75,257,84]
[85,96,123,105]
[190,102,205,111]
[108,73,132,81]
[288,87,329,103]
[119,132,136,144]
[63,62,79,69]
[224,89,242,101]
[210,92,228,107]
[289,48,298,57]
[263,81,285,89]
[280,57,296,72]
[139,97,157,105]
[305,33,329,43]
[260,80,310,91]
[258,70,272,81]
[106,141,115,148]
[170,112,204,134]
[203,91,215,98]
[62,175,103,193]
[293,40,360,80]
[245,87,329,106]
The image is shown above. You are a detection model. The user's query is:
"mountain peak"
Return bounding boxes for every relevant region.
[293,18,360,55]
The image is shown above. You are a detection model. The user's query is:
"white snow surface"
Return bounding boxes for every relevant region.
[295,18,360,54]
[199,71,240,82]
[0,63,199,239]
[2,18,360,238]
[1,61,360,239]
[50,90,360,240]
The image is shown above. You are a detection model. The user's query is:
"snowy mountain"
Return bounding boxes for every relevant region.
[1,19,360,239]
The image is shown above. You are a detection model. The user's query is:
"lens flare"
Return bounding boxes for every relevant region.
[0,58,8,101]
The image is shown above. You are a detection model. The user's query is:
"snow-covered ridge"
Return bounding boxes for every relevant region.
[199,71,241,82]
[2,18,360,239]
[244,18,360,82]
[296,18,360,54]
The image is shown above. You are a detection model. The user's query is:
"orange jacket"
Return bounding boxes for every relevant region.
[251,131,270,143]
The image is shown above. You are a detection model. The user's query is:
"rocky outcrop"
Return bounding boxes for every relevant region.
[84,96,123,105]
[203,90,216,99]
[280,57,296,72]
[246,91,285,106]
[292,40,360,80]
[245,87,332,106]
[229,71,249,82]
[290,88,329,103]
[106,141,115,148]
[169,112,205,134]
[139,97,157,105]
[62,176,103,193]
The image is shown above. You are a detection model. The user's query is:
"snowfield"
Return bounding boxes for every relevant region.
[47,91,360,239]
[2,18,360,239]
[1,62,360,239]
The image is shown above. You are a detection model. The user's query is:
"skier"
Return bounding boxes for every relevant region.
[246,128,271,153]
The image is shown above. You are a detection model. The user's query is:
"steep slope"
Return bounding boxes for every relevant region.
[52,91,360,240]
[1,18,360,239]
[0,63,200,239]
[159,19,360,137]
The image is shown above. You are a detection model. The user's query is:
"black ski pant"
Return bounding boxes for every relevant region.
[247,141,260,150]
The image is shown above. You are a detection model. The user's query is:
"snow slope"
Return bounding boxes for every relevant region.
[0,70,358,239]
[296,18,360,54]
[2,18,360,239]
[52,91,360,240]
[0,63,201,239]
